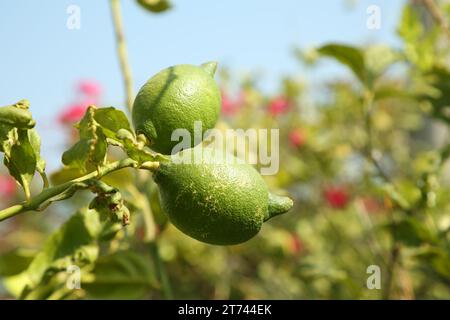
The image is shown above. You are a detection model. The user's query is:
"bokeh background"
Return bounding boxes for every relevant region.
[0,0,403,171]
[1,0,450,299]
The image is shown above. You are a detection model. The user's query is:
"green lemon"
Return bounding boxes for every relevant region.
[132,62,221,154]
[152,148,293,245]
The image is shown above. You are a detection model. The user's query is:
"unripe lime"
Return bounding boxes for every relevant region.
[132,62,221,154]
[153,148,293,245]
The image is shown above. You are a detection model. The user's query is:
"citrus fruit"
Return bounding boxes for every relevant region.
[152,148,293,245]
[132,62,221,154]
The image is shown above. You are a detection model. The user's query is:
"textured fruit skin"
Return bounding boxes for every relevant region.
[153,150,270,245]
[132,64,221,154]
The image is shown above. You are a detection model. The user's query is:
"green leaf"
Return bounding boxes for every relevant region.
[0,105,35,129]
[4,209,102,298]
[397,4,436,70]
[93,107,132,140]
[413,151,441,175]
[317,43,367,84]
[0,125,13,153]
[149,186,168,230]
[88,184,131,226]
[365,45,400,76]
[62,138,98,170]
[419,66,450,123]
[50,167,85,185]
[100,168,134,188]
[28,129,45,172]
[116,129,160,163]
[28,128,47,187]
[3,129,37,199]
[379,183,410,210]
[137,0,172,13]
[391,218,435,247]
[123,141,156,163]
[398,3,422,43]
[413,246,450,279]
[0,249,34,277]
[83,250,157,299]
[62,107,107,171]
[374,85,416,101]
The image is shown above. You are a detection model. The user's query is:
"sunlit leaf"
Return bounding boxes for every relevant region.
[397,3,436,70]
[414,246,450,280]
[50,167,86,185]
[4,209,102,298]
[93,107,132,140]
[419,66,450,123]
[374,85,415,101]
[317,43,367,84]
[3,129,37,199]
[116,129,161,163]
[0,103,35,129]
[0,249,34,277]
[28,128,47,186]
[0,125,13,153]
[390,218,436,247]
[62,107,107,171]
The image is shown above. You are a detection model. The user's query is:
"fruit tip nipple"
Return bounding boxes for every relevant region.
[200,61,218,77]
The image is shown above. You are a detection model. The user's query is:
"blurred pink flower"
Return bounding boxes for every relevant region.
[221,90,241,116]
[78,80,101,98]
[268,97,290,115]
[289,128,306,148]
[323,186,350,209]
[0,175,16,198]
[58,102,90,124]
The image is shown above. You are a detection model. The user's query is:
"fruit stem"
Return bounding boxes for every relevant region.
[265,193,293,221]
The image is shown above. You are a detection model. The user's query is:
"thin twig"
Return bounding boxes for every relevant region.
[126,183,156,242]
[0,159,159,222]
[364,91,390,180]
[382,243,401,299]
[149,241,173,300]
[422,0,450,40]
[110,0,135,112]
[363,89,403,300]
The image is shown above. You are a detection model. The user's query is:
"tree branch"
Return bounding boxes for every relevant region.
[422,0,450,40]
[382,243,401,299]
[0,158,159,222]
[110,0,135,112]
[362,89,403,300]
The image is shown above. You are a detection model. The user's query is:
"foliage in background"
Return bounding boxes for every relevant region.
[0,0,450,299]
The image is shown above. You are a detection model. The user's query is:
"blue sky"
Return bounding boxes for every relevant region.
[0,0,405,169]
